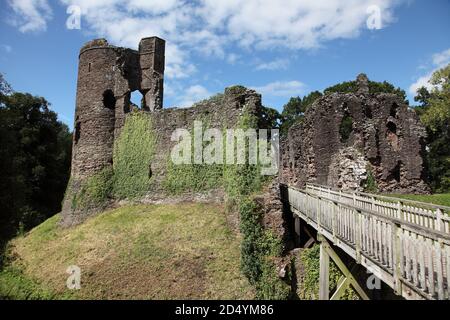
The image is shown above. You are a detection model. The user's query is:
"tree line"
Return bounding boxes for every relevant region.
[0,74,72,248]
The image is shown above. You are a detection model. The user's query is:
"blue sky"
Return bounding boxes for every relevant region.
[0,0,449,129]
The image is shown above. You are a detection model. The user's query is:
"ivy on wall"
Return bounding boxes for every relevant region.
[112,111,156,199]
[68,166,114,212]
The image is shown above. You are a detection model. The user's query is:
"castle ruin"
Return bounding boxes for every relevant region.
[61,37,263,225]
[280,74,430,194]
[62,36,430,226]
[70,37,165,184]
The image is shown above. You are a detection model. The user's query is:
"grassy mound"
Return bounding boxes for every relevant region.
[0,203,254,299]
[387,193,450,207]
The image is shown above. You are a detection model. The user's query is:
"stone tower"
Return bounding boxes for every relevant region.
[62,37,165,225]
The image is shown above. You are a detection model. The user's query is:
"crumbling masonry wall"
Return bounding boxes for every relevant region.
[61,36,263,225]
[70,37,165,183]
[280,74,430,194]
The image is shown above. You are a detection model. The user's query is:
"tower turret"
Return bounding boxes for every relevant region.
[62,37,165,226]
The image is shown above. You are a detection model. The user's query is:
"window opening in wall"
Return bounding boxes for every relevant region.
[130,90,145,109]
[339,111,353,143]
[392,161,401,183]
[390,103,398,117]
[74,121,81,144]
[103,90,116,110]
[387,121,397,134]
[364,105,373,119]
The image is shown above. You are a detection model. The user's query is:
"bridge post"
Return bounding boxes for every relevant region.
[355,209,361,264]
[318,234,370,300]
[392,222,402,295]
[294,217,301,247]
[319,236,330,300]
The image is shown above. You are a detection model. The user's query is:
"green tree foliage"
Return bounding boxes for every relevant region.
[324,80,408,102]
[279,79,407,136]
[260,106,282,129]
[0,73,12,96]
[280,91,322,136]
[339,114,353,143]
[0,88,72,242]
[414,64,450,192]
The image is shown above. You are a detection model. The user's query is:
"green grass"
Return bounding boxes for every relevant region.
[296,245,358,300]
[0,203,254,300]
[386,193,450,207]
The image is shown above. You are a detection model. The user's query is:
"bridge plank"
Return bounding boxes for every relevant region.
[418,235,426,291]
[436,241,445,299]
[446,246,450,298]
[427,238,435,297]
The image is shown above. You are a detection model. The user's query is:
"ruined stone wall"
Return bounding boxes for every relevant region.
[70,37,165,183]
[62,34,262,226]
[280,74,430,194]
[145,86,263,197]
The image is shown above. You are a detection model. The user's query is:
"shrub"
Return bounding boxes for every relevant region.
[364,166,378,193]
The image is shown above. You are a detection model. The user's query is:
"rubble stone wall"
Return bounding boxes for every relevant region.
[280,74,429,194]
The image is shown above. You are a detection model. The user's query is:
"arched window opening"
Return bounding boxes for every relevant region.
[103,90,116,110]
[339,111,353,143]
[387,121,397,134]
[390,103,399,117]
[130,90,145,109]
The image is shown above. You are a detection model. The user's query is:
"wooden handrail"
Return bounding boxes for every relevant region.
[282,183,450,300]
[305,182,450,212]
[293,187,450,242]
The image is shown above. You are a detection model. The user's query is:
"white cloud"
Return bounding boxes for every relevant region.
[252,80,306,97]
[432,48,450,66]
[255,59,289,71]
[409,48,450,95]
[1,45,12,53]
[63,0,400,81]
[198,0,398,49]
[175,85,212,108]
[409,73,434,95]
[7,0,52,32]
[6,0,404,98]
[226,53,240,65]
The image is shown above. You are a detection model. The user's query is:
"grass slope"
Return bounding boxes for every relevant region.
[386,193,450,207]
[0,203,254,299]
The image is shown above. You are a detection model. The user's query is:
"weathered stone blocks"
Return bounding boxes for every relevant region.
[281,74,429,194]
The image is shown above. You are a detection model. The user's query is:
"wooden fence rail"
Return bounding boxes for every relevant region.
[282,183,450,300]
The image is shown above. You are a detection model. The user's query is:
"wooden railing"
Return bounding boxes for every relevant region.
[282,183,450,300]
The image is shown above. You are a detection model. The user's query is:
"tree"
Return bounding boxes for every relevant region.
[324,80,408,103]
[279,79,407,136]
[414,64,450,192]
[280,91,323,136]
[0,73,12,96]
[0,90,72,241]
[260,106,282,129]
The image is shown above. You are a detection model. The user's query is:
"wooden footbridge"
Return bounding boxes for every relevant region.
[281,183,450,300]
